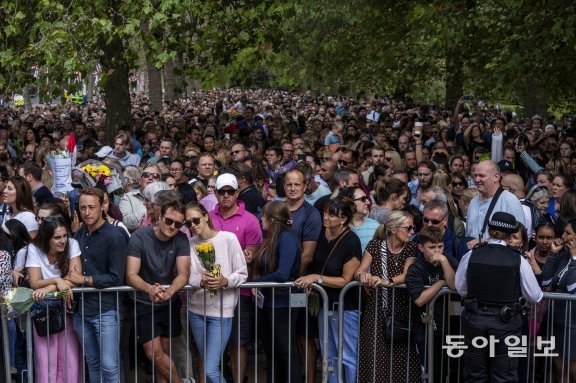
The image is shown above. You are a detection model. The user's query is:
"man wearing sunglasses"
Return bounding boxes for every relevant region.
[414,199,469,261]
[126,200,191,383]
[208,173,262,383]
[119,165,160,232]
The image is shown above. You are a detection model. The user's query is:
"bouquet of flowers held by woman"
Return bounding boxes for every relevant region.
[195,242,221,298]
[2,287,69,318]
[73,159,123,193]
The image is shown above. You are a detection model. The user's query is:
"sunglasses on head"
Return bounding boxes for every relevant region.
[184,217,202,228]
[142,172,160,179]
[216,189,236,196]
[423,216,446,225]
[354,196,369,203]
[163,217,184,229]
[36,215,63,223]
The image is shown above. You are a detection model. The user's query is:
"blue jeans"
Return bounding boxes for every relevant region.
[188,312,232,383]
[318,309,359,383]
[73,310,120,383]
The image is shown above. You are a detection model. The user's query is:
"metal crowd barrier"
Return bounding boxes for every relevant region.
[5,283,576,383]
[337,284,576,383]
[2,282,330,383]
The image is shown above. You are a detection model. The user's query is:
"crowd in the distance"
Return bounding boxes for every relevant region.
[0,89,575,383]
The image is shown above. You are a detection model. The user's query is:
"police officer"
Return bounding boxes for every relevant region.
[455,212,543,382]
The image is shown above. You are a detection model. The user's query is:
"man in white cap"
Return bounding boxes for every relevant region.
[208,173,262,383]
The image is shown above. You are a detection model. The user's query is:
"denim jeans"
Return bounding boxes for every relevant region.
[318,309,359,383]
[188,312,233,383]
[73,310,120,383]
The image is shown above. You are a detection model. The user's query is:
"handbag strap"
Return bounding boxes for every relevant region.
[480,187,504,241]
[320,229,349,275]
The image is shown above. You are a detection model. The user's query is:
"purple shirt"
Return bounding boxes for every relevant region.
[209,200,262,250]
[210,200,262,296]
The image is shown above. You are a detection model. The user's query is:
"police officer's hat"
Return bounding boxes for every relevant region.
[488,212,518,233]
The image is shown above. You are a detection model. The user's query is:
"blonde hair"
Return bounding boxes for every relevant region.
[385,150,402,170]
[373,210,411,240]
[461,188,479,205]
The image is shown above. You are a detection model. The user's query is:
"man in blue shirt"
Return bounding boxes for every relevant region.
[66,187,127,383]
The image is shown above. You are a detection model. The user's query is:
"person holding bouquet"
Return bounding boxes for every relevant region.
[186,203,248,383]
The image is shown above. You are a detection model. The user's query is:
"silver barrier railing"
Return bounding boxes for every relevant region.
[6,282,329,383]
[337,282,420,383]
[1,310,11,383]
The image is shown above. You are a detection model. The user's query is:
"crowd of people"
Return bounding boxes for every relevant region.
[0,88,575,383]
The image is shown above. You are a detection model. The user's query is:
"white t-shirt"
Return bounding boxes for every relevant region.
[14,246,28,270]
[25,239,81,279]
[14,211,39,233]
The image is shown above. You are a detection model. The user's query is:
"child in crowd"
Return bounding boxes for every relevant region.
[406,226,458,382]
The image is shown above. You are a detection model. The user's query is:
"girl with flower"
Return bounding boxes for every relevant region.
[186,203,247,383]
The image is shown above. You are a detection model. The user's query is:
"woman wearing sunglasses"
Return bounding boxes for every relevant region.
[339,187,379,252]
[355,210,419,383]
[186,203,248,383]
[25,213,82,383]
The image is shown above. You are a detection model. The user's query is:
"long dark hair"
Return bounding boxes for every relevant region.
[253,201,295,277]
[33,218,70,276]
[8,176,35,213]
[4,219,31,253]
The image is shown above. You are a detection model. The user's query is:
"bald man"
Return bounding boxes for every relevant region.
[502,174,536,237]
[465,160,526,243]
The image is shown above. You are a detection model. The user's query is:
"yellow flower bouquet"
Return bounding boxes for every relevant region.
[73,159,123,193]
[195,242,221,298]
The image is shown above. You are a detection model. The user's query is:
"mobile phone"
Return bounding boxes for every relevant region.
[224,133,230,140]
[463,95,474,101]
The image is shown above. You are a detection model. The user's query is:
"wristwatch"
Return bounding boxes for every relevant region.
[317,275,324,284]
[84,276,91,286]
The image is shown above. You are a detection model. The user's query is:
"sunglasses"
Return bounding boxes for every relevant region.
[354,196,369,203]
[36,215,63,223]
[184,217,202,228]
[231,150,244,155]
[216,189,236,196]
[384,157,394,162]
[399,225,416,232]
[142,172,160,179]
[423,216,446,225]
[163,217,184,229]
[452,182,465,187]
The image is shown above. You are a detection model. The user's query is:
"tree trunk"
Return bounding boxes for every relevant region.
[163,59,176,101]
[22,85,32,111]
[525,77,548,121]
[445,48,464,111]
[101,38,131,146]
[147,59,162,113]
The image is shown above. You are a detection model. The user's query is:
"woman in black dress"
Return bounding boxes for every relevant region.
[355,210,420,383]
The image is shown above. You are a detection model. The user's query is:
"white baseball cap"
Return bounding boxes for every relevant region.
[215,173,238,190]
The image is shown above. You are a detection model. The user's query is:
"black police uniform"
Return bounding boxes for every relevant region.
[462,242,523,382]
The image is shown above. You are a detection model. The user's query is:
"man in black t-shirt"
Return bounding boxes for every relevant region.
[126,200,190,383]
